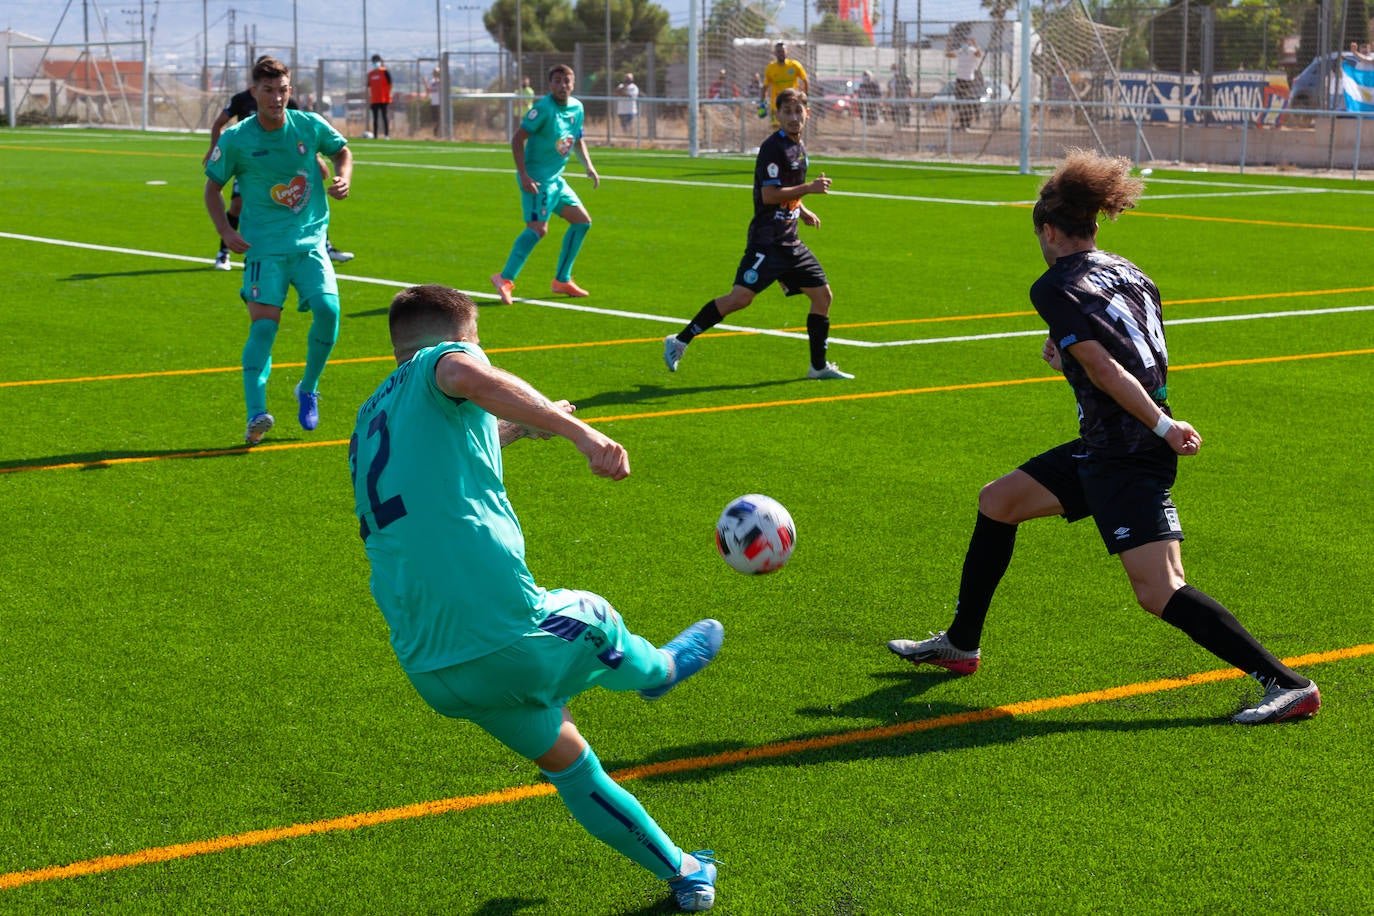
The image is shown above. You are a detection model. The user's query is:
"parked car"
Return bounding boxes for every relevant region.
[927,78,1014,106]
[926,78,1015,126]
[810,78,856,118]
[1289,51,1358,114]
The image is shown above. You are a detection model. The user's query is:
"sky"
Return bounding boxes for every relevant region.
[4,0,985,71]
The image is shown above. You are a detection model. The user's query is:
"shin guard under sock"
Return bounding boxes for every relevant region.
[680,301,723,343]
[502,228,541,281]
[1162,585,1305,687]
[300,294,340,393]
[556,222,590,282]
[542,746,683,880]
[946,512,1018,651]
[242,318,279,419]
[806,313,830,370]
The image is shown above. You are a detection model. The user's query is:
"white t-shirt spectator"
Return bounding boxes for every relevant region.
[616,79,640,117]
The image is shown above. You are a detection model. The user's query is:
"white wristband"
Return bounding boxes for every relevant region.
[1152,414,1174,438]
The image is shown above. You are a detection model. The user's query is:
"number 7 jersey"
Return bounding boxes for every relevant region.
[1030,249,1169,455]
[349,341,542,673]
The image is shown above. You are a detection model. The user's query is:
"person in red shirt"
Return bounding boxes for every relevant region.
[367,54,393,138]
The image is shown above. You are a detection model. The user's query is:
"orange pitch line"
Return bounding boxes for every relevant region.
[2,643,1368,892]
[4,347,1373,475]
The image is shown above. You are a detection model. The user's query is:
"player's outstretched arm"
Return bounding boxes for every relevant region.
[437,352,630,479]
[1067,339,1201,456]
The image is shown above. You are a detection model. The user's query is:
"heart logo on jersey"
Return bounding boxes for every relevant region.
[270,175,309,210]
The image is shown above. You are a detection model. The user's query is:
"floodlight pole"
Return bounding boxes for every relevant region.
[1019,0,1030,174]
[688,0,698,155]
[605,0,612,145]
[202,0,208,92]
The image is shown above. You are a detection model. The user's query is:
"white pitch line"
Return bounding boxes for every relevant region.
[857,304,1374,348]
[4,231,1371,349]
[0,229,808,335]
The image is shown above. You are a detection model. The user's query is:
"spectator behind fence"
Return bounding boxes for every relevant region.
[615,72,640,132]
[888,64,912,126]
[946,35,982,129]
[367,54,392,138]
[857,69,882,124]
[708,69,738,99]
[429,67,442,136]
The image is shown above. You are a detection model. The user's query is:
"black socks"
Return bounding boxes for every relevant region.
[1162,585,1306,688]
[946,512,1018,651]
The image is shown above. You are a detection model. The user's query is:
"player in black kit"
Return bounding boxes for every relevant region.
[662,88,853,380]
[888,149,1320,725]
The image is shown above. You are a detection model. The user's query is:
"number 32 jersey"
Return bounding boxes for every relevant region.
[350,341,542,673]
[1030,249,1169,456]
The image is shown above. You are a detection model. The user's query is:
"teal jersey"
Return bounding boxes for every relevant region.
[205,109,347,256]
[350,341,544,673]
[520,93,584,183]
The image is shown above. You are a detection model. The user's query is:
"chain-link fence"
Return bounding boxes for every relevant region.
[8,0,1374,172]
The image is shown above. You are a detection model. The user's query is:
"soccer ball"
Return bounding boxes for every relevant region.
[361,131,374,139]
[715,494,796,575]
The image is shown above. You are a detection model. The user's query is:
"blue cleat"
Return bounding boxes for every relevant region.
[244,412,275,445]
[668,850,718,912]
[640,619,723,700]
[294,383,320,431]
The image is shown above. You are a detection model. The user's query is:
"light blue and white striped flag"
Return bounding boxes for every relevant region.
[1340,60,1374,113]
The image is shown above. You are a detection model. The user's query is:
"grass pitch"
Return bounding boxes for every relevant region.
[1,129,1372,914]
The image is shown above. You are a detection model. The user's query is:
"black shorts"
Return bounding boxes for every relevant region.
[734,242,828,295]
[1020,440,1183,556]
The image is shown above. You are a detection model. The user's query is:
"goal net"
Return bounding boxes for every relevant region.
[1034,0,1139,150]
[6,40,154,129]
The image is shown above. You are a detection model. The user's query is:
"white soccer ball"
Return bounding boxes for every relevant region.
[715,494,796,575]
[361,131,374,139]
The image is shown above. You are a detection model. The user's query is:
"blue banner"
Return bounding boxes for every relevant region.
[1094,71,1289,124]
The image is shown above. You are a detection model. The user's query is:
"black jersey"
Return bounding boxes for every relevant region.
[222,89,300,122]
[747,129,808,249]
[1030,249,1169,456]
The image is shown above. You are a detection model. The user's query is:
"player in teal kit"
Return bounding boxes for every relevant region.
[490,64,600,304]
[349,284,722,912]
[204,55,353,445]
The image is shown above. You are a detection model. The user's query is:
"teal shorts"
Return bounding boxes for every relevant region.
[240,245,337,310]
[520,174,583,224]
[405,589,669,760]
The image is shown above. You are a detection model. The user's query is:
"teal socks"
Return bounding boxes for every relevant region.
[242,318,278,419]
[542,746,683,880]
[556,222,591,282]
[300,293,340,393]
[501,228,542,281]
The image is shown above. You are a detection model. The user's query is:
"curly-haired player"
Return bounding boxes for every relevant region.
[888,150,1320,725]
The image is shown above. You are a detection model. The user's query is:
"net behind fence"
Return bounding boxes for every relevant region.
[7,0,1374,172]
